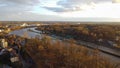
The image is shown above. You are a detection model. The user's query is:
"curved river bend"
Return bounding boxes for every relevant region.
[9,27,120,65]
[9,28,42,38]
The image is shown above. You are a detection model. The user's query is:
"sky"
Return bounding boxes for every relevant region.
[0,0,120,22]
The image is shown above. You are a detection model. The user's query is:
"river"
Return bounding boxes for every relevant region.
[9,27,120,65]
[9,28,42,38]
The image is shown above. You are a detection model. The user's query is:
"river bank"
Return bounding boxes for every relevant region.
[8,27,120,67]
[34,28,120,64]
[0,29,37,68]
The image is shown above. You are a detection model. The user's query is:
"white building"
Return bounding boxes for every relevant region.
[36,24,41,26]
[0,29,4,32]
[21,23,28,27]
[10,57,19,63]
[0,39,8,48]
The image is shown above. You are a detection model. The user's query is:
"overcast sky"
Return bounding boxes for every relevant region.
[0,0,120,22]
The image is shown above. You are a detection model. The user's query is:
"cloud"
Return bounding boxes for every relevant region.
[0,0,120,21]
[0,0,40,13]
[43,7,66,12]
[43,6,82,12]
[0,11,66,21]
[57,0,112,8]
[53,0,114,12]
[0,0,40,5]
[0,0,40,21]
[1,11,120,22]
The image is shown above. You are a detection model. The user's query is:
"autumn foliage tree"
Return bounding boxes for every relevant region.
[25,37,119,68]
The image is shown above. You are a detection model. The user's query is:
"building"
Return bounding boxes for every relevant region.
[21,23,28,27]
[0,39,8,48]
[0,29,4,32]
[108,41,117,47]
[7,28,11,32]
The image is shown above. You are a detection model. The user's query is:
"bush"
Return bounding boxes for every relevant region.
[26,37,118,68]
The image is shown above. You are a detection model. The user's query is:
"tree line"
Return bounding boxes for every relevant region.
[36,24,120,48]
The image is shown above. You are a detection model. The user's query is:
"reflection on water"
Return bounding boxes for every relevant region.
[9,28,42,38]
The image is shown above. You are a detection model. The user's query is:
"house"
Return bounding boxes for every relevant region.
[36,24,41,26]
[108,41,117,47]
[0,29,4,32]
[0,39,8,48]
[21,23,28,27]
[7,28,11,32]
[116,36,120,41]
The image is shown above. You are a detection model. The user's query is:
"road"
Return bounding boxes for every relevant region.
[77,40,120,64]
[78,40,120,57]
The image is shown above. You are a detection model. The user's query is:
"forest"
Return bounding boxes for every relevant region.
[36,24,120,48]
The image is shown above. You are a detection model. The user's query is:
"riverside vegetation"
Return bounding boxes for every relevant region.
[36,24,120,48]
[25,36,119,68]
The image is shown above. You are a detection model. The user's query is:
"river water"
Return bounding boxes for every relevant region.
[9,27,120,65]
[9,28,42,38]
